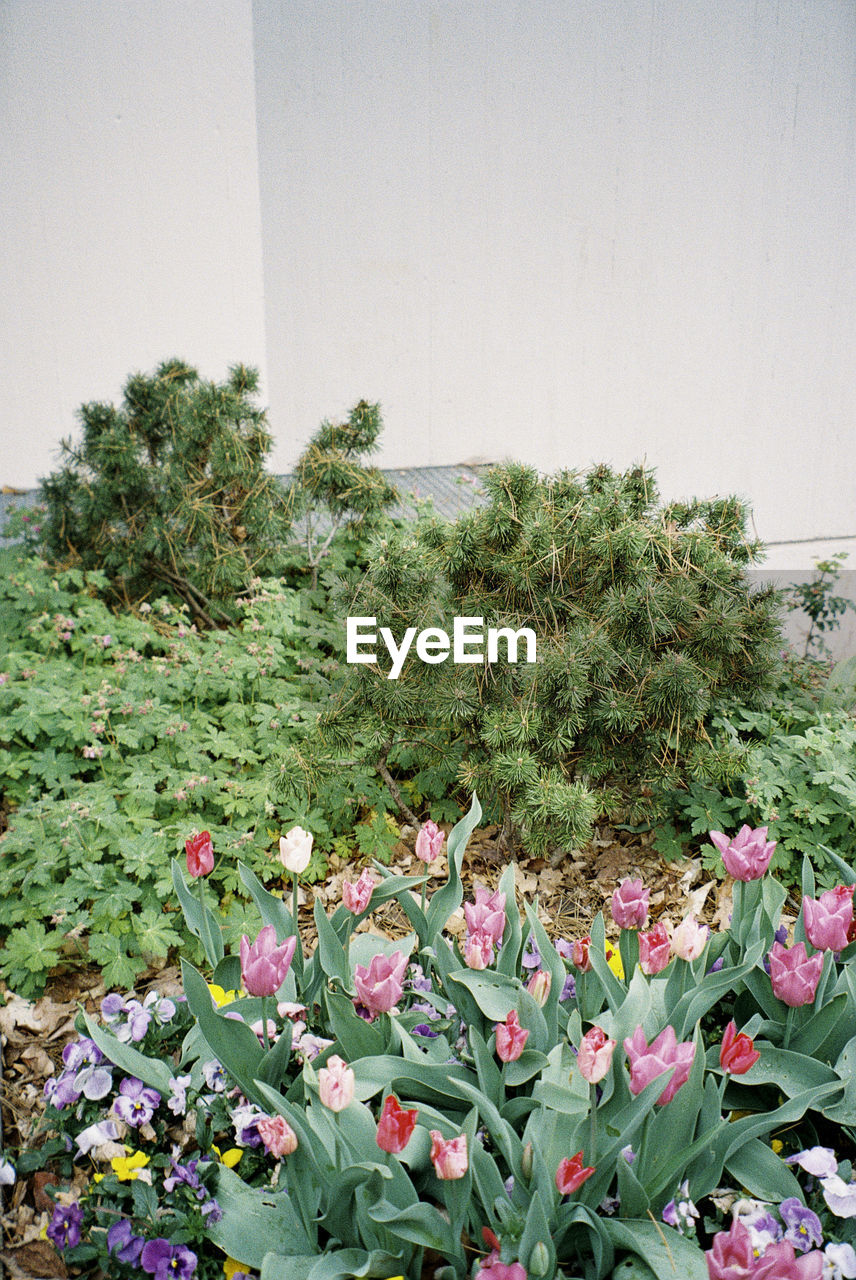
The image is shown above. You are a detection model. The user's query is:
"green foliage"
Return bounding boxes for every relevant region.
[786,552,856,659]
[0,557,340,994]
[282,461,783,857]
[0,499,48,551]
[38,359,291,625]
[283,400,398,587]
[659,656,856,889]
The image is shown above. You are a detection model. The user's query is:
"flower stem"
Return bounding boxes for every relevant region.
[589,1083,597,1163]
[291,872,299,933]
[783,1004,796,1051]
[261,995,270,1053]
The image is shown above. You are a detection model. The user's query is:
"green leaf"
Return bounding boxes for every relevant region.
[425,792,481,937]
[207,1161,313,1267]
[181,959,266,1106]
[725,1137,802,1201]
[369,1199,463,1259]
[82,1016,173,1094]
[602,1220,708,1280]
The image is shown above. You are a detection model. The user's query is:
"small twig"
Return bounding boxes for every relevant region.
[376,746,420,828]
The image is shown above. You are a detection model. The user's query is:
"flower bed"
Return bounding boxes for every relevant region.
[8,804,856,1279]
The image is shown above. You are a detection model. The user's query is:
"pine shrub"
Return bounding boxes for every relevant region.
[272,461,784,858]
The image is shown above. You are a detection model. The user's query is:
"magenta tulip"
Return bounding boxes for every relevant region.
[464,887,506,944]
[624,1024,695,1105]
[803,885,855,952]
[769,941,824,1007]
[709,824,776,881]
[706,1216,824,1279]
[611,878,649,929]
[239,925,297,997]
[354,950,407,1016]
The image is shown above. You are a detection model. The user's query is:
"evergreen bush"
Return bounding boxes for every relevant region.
[273,462,783,858]
[39,360,290,625]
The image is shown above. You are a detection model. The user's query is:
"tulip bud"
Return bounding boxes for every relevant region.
[528,1242,550,1277]
[672,913,709,962]
[521,1141,533,1181]
[709,824,775,881]
[256,1114,298,1157]
[611,878,649,929]
[342,867,376,915]
[526,969,551,1006]
[278,825,313,875]
[429,1130,468,1179]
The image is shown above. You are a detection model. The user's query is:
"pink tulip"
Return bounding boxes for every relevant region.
[354,950,407,1016]
[185,830,214,878]
[577,1026,616,1084]
[672,914,708,962]
[495,1010,529,1063]
[803,886,855,952]
[611,878,649,929]
[705,1216,824,1279]
[526,970,551,1007]
[638,923,671,975]
[465,931,495,970]
[415,820,444,864]
[464,887,507,945]
[475,1251,527,1280]
[376,1094,418,1153]
[318,1054,354,1111]
[256,1114,298,1157]
[429,1130,468,1179]
[768,941,824,1007]
[709,824,775,881]
[623,1024,695,1105]
[342,867,376,914]
[239,925,297,997]
[572,936,592,971]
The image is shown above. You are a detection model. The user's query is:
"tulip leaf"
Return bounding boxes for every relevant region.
[257,1018,294,1087]
[725,1136,802,1201]
[729,1044,838,1095]
[425,792,481,938]
[314,896,350,987]
[238,860,296,938]
[348,932,416,971]
[503,1048,551,1086]
[825,1035,856,1123]
[363,873,428,909]
[206,1160,313,1266]
[171,858,224,967]
[818,842,856,885]
[601,1219,708,1280]
[181,959,266,1106]
[523,900,565,1036]
[324,988,388,1059]
[351,1055,474,1109]
[789,991,848,1058]
[260,1247,405,1280]
[82,1015,173,1094]
[519,1188,556,1278]
[369,1199,463,1259]
[496,859,523,976]
[616,1151,650,1220]
[446,968,523,1020]
[587,914,627,1013]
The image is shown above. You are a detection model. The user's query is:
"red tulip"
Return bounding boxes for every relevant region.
[572,935,592,971]
[376,1094,418,1153]
[719,1019,760,1075]
[555,1151,595,1195]
[185,830,214,878]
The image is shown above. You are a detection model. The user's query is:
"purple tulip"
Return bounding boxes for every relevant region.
[623,1024,695,1105]
[709,824,776,881]
[803,886,855,952]
[354,950,408,1016]
[611,878,649,929]
[239,924,297,997]
[768,941,824,1007]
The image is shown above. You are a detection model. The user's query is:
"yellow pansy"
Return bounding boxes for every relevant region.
[208,984,238,1007]
[212,1145,243,1168]
[223,1258,251,1278]
[605,942,625,980]
[111,1150,150,1181]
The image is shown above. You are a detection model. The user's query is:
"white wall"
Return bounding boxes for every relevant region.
[253,0,856,543]
[0,0,267,489]
[2,1,854,549]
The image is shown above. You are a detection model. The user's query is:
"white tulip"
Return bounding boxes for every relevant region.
[278,825,313,874]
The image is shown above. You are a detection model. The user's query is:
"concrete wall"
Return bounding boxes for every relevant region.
[253,0,856,544]
[0,0,267,489]
[3,1,854,549]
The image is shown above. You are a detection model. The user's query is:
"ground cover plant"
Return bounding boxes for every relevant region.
[12,804,856,1279]
[0,552,415,996]
[276,461,784,858]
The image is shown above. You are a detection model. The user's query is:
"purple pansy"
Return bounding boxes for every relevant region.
[47,1202,83,1250]
[140,1238,198,1279]
[780,1197,823,1251]
[107,1219,145,1265]
[113,1076,161,1126]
